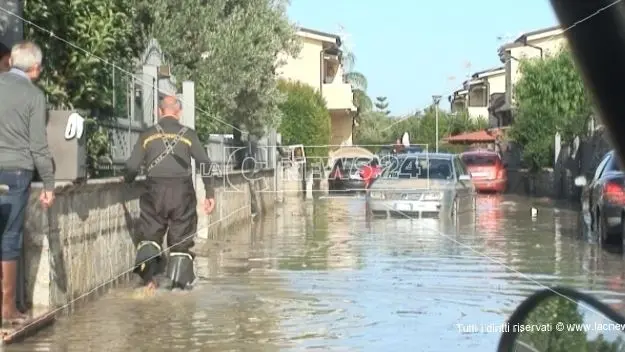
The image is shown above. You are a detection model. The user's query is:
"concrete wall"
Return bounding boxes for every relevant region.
[330,110,353,149]
[22,169,280,312]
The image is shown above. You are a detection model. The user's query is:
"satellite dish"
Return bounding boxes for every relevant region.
[401,132,410,147]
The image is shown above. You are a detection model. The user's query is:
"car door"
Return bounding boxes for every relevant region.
[453,156,472,211]
[587,152,611,215]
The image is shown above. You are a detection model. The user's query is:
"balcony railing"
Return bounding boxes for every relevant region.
[322,82,356,111]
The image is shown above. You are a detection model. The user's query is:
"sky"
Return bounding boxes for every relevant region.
[287,0,559,116]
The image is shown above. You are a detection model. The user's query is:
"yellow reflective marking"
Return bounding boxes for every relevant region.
[143,133,192,148]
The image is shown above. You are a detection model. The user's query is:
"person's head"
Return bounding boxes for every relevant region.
[0,42,10,72]
[159,95,182,119]
[10,41,43,80]
[370,158,379,167]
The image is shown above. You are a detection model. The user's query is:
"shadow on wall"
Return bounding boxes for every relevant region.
[22,179,142,311]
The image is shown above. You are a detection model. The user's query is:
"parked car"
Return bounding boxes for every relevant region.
[367,152,476,218]
[574,150,625,245]
[328,156,378,192]
[460,150,507,193]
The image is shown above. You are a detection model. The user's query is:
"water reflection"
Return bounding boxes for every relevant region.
[8,195,625,351]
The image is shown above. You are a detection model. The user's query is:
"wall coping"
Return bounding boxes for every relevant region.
[0,168,275,193]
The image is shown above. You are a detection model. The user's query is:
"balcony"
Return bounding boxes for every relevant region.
[322,82,357,112]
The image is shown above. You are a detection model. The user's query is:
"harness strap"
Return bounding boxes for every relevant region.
[146,124,189,173]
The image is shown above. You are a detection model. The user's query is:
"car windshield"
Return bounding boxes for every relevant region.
[381,157,454,180]
[462,154,498,166]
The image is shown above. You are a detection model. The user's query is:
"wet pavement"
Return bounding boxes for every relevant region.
[8,194,625,351]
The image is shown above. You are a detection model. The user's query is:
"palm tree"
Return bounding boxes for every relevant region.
[342,50,372,113]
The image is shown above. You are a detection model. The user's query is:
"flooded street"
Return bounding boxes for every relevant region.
[9,195,625,351]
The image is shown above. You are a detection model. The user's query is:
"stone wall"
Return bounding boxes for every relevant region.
[506,168,557,198]
[22,168,279,312]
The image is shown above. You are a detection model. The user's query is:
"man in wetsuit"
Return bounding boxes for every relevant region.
[124,95,215,290]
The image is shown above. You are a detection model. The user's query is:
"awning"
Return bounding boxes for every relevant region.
[443,129,502,143]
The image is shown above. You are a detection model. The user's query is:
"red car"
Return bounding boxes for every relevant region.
[461,150,507,193]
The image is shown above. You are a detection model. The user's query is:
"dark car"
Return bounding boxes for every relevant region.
[328,156,376,192]
[575,150,625,245]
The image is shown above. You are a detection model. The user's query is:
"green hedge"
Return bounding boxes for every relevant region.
[277,80,331,163]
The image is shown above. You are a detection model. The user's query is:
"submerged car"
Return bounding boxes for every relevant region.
[367,152,476,218]
[574,150,625,245]
[328,156,378,192]
[460,150,507,193]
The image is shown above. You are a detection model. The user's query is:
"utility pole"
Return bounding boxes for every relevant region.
[432,95,442,153]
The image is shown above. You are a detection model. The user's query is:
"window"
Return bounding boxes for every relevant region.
[453,157,468,178]
[462,154,499,166]
[381,157,453,180]
[604,154,622,172]
[468,84,488,107]
[593,153,612,181]
[332,157,372,173]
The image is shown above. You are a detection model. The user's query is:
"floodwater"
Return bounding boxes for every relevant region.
[8,194,625,351]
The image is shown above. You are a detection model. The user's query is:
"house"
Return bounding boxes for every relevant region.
[276,27,357,151]
[494,25,566,127]
[449,66,506,124]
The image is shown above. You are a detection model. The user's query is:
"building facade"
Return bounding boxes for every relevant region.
[276,27,357,151]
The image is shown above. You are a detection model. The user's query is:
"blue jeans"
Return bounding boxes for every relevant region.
[0,170,32,261]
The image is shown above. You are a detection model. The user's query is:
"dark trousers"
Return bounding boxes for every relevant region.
[0,170,32,261]
[139,177,197,254]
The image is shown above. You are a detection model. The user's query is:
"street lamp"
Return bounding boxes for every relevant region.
[432,95,442,153]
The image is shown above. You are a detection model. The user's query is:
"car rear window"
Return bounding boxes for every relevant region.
[462,154,499,166]
[381,157,454,180]
[333,157,372,171]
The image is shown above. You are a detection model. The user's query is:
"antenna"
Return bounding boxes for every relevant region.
[337,23,352,50]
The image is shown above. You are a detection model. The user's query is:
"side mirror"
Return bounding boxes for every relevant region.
[574,176,588,187]
[498,287,625,352]
[459,174,471,181]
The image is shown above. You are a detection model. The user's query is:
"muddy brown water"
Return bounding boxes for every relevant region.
[7,195,625,351]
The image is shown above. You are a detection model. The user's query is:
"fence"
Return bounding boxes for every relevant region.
[92,65,198,177]
[205,131,280,173]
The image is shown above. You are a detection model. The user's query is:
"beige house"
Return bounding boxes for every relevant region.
[449,66,505,122]
[493,25,566,127]
[276,27,357,150]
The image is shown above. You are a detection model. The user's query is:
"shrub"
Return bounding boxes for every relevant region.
[277,80,331,163]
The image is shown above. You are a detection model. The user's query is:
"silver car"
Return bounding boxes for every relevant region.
[367,153,476,218]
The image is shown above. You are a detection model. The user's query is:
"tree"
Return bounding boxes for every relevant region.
[353,107,487,153]
[342,50,372,114]
[136,0,299,140]
[509,48,592,171]
[375,96,390,115]
[518,296,587,352]
[24,0,145,174]
[277,79,331,162]
[353,111,394,151]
